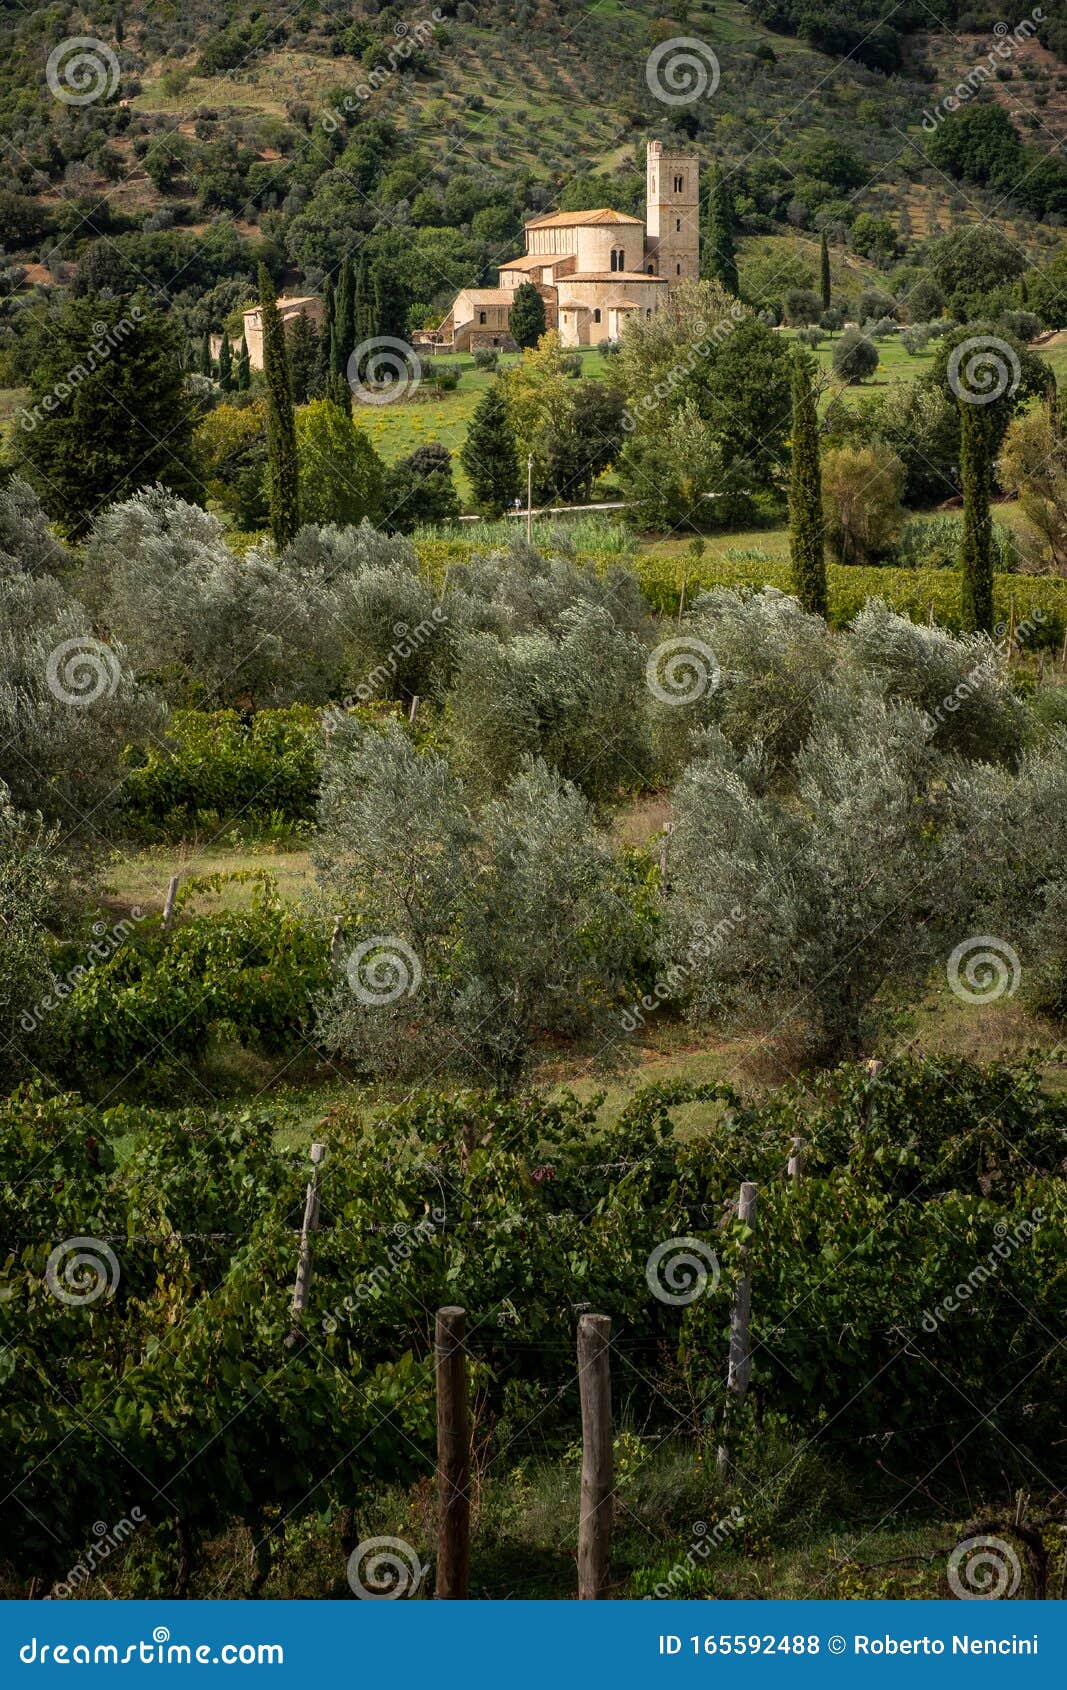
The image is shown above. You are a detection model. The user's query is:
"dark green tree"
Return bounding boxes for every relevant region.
[460,381,521,516]
[509,281,547,350]
[704,165,739,296]
[333,255,355,376]
[199,331,212,376]
[286,309,318,404]
[235,335,251,391]
[217,332,233,391]
[788,351,826,618]
[15,293,198,537]
[958,399,995,634]
[325,370,352,416]
[819,230,831,313]
[258,264,299,548]
[316,275,335,389]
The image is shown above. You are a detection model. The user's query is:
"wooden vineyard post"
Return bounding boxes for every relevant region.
[408,695,420,727]
[787,1137,805,1183]
[162,875,179,931]
[577,1313,613,1599]
[286,1142,326,1345]
[435,1306,470,1599]
[717,1181,758,1478]
[330,917,345,971]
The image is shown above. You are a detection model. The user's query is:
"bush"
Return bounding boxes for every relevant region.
[832,327,879,383]
[821,444,905,564]
[121,707,323,838]
[472,348,499,370]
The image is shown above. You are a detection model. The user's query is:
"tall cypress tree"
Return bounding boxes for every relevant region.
[235,335,251,391]
[199,331,212,376]
[460,381,521,516]
[258,264,299,548]
[333,255,355,376]
[819,230,831,313]
[286,309,317,404]
[217,333,233,392]
[317,276,335,389]
[959,399,995,634]
[354,256,375,344]
[704,165,738,296]
[788,351,826,618]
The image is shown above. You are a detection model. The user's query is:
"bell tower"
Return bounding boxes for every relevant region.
[645,140,700,288]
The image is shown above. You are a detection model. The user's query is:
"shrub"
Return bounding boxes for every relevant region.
[121,707,323,838]
[821,444,905,564]
[832,327,879,383]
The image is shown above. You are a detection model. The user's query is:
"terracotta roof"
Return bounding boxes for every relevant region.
[455,289,515,305]
[525,207,643,229]
[499,252,571,270]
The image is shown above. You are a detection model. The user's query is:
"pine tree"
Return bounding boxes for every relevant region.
[217,333,233,392]
[258,264,299,548]
[704,166,739,296]
[788,351,827,618]
[286,309,318,403]
[460,381,521,516]
[235,335,251,391]
[820,230,831,313]
[199,331,212,377]
[509,281,546,349]
[959,400,995,634]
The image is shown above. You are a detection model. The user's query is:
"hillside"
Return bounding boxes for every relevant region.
[1,0,1065,351]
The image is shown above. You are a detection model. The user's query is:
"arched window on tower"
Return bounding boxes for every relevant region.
[674,173,684,193]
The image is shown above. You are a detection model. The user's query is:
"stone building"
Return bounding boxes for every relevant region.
[418,140,699,352]
[239,295,324,371]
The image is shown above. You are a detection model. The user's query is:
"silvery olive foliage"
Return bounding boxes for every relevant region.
[661,682,983,1062]
[339,566,452,703]
[0,476,67,578]
[448,543,649,638]
[445,603,651,800]
[651,587,835,780]
[273,521,419,583]
[849,600,1026,767]
[314,720,637,1083]
[84,491,353,706]
[0,504,160,837]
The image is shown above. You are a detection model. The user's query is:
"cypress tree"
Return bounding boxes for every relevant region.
[317,276,335,387]
[217,332,233,392]
[355,256,375,344]
[958,399,995,634]
[199,331,212,376]
[235,335,251,391]
[286,309,317,403]
[820,230,831,313]
[333,255,355,376]
[325,369,352,416]
[460,381,521,516]
[788,351,826,618]
[509,281,546,349]
[258,264,300,548]
[704,165,739,296]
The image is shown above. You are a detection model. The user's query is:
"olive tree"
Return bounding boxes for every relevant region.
[661,683,982,1063]
[313,721,637,1084]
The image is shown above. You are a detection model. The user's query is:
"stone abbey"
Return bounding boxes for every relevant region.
[419,140,699,352]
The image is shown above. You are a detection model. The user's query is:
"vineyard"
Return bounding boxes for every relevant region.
[3,1060,1064,1598]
